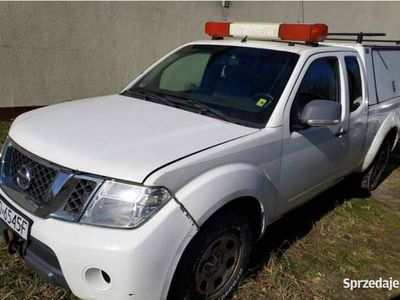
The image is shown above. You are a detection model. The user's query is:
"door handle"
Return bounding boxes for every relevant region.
[335,128,347,137]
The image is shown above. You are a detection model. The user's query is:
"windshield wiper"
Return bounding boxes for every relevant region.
[123,89,235,124]
[162,95,235,123]
[121,89,178,108]
[121,89,147,99]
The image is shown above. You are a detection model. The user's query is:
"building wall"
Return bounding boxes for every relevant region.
[1,1,400,108]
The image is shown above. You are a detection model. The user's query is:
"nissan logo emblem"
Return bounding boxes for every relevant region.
[16,164,33,191]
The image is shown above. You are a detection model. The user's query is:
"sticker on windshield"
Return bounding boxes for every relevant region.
[256,97,269,107]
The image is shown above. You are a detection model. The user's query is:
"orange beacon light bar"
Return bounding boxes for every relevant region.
[205,22,328,43]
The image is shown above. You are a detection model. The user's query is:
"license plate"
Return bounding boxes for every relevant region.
[0,196,32,240]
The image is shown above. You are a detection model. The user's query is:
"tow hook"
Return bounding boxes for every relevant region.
[5,228,25,255]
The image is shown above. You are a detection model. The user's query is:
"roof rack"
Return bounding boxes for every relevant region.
[325,32,400,45]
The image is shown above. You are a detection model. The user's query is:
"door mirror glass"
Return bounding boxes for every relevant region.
[300,100,342,127]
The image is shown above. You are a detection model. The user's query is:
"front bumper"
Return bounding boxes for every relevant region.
[0,188,198,300]
[24,236,69,288]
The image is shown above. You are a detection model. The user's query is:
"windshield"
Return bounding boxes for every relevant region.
[123,45,299,128]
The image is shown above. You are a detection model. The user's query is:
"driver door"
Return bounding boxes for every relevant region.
[275,53,350,217]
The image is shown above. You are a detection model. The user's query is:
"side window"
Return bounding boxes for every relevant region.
[291,57,340,128]
[345,56,363,112]
[159,53,211,92]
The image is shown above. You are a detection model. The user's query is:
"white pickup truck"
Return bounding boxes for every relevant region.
[1,22,399,300]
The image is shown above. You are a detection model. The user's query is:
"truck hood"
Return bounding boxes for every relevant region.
[9,95,257,183]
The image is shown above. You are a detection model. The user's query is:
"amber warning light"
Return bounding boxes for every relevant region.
[205,22,328,43]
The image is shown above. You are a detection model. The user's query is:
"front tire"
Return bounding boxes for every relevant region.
[360,138,392,191]
[168,211,253,300]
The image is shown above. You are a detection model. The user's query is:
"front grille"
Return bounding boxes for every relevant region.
[64,179,97,217]
[1,140,102,222]
[9,146,57,203]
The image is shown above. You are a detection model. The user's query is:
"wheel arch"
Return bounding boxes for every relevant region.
[174,163,275,240]
[387,127,399,150]
[362,118,399,171]
[204,196,265,240]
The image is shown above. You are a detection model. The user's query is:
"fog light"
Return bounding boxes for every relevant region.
[84,267,112,291]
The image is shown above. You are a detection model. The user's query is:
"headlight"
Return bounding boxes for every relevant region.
[80,180,172,228]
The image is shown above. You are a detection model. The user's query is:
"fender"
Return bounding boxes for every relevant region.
[174,163,276,235]
[362,111,400,171]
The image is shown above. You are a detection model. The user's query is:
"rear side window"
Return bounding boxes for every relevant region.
[372,50,400,102]
[345,56,363,112]
[291,57,340,128]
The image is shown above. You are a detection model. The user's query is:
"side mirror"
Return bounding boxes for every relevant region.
[300,100,342,127]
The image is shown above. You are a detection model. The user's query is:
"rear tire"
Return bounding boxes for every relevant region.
[168,210,253,300]
[360,138,392,192]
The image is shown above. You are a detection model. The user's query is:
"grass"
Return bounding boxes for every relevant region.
[235,143,400,300]
[0,120,399,299]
